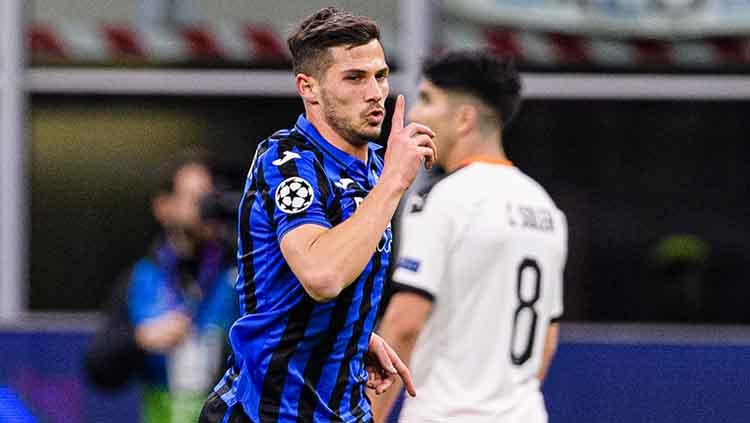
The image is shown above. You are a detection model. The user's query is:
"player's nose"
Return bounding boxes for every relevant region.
[364,76,383,102]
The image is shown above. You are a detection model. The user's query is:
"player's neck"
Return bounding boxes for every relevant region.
[305,110,368,163]
[444,132,508,172]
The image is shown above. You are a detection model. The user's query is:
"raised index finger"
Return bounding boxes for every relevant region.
[391,94,405,132]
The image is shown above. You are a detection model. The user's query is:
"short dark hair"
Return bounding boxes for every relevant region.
[287,7,380,77]
[423,50,522,130]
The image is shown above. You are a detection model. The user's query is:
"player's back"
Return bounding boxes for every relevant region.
[395,161,567,422]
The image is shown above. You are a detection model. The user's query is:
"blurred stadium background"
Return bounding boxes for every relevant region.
[2,0,750,421]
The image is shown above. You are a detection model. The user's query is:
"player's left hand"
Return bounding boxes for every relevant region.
[364,333,416,397]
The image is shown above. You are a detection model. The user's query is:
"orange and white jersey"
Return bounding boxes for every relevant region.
[393,159,567,423]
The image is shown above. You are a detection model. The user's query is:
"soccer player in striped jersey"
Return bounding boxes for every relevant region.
[199,8,437,423]
[371,51,568,423]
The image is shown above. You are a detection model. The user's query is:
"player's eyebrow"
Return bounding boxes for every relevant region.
[342,69,368,77]
[341,66,390,76]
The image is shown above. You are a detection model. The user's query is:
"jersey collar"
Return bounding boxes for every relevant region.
[294,114,382,176]
[455,155,513,170]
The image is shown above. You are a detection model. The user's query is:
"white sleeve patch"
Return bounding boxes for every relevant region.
[275,176,314,214]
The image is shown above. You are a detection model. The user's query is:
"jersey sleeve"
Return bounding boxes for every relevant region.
[550,211,568,322]
[256,147,333,242]
[392,186,452,300]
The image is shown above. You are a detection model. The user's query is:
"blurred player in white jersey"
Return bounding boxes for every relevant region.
[371,51,568,423]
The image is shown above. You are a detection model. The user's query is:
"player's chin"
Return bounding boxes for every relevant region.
[360,123,382,140]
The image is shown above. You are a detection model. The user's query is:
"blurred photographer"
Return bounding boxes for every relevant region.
[85,152,238,423]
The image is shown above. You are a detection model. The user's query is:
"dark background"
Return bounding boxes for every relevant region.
[30,95,750,322]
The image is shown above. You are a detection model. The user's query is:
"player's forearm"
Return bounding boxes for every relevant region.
[296,178,404,301]
[537,323,560,382]
[371,378,402,423]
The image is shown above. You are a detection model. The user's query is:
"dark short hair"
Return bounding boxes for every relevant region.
[423,50,522,130]
[287,7,380,77]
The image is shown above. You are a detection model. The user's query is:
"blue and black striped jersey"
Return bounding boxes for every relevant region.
[213,115,392,423]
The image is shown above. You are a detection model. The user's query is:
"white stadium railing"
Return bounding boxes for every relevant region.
[27,69,750,100]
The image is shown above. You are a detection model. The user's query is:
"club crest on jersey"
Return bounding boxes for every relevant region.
[275,176,314,214]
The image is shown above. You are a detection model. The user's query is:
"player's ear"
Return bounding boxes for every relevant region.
[296,73,320,105]
[455,103,477,137]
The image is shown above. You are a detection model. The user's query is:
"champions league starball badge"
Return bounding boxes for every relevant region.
[275,176,314,214]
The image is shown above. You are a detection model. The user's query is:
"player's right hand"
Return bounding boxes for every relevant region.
[380,94,437,193]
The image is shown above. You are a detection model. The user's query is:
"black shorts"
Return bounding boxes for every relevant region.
[199,391,253,423]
